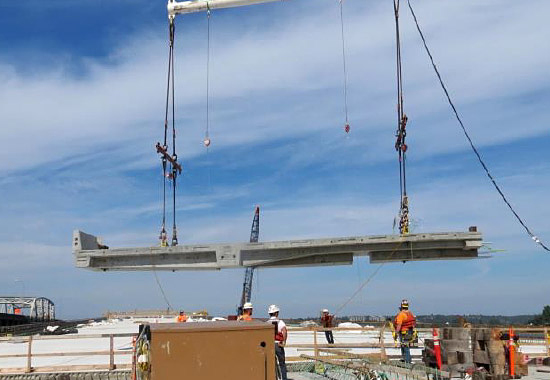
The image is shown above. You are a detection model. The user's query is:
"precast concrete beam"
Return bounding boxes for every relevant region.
[72,229,484,271]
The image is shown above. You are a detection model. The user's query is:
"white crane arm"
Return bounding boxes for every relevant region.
[168,0,283,17]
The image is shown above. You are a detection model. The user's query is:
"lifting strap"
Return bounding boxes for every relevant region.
[393,0,409,235]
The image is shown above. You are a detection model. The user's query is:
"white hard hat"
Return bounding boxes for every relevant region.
[322,309,329,313]
[268,304,280,314]
[243,302,253,310]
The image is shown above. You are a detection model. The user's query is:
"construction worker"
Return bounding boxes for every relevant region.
[238,302,253,321]
[176,310,188,323]
[320,309,335,344]
[268,305,288,380]
[393,299,417,363]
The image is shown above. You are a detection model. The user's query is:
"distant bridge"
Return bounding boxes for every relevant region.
[0,297,55,323]
[72,229,484,271]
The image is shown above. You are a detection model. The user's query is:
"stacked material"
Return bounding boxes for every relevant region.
[442,327,474,374]
[424,327,529,379]
[472,328,528,379]
[423,327,474,374]
[472,328,506,379]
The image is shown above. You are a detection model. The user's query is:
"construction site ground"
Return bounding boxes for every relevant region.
[0,368,548,380]
[0,317,548,378]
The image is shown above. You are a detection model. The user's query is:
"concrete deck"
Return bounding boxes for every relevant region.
[524,366,550,380]
[287,374,327,380]
[72,229,484,271]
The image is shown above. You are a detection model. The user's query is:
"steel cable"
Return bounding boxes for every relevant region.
[334,241,405,316]
[394,0,409,235]
[406,0,549,252]
[206,6,211,143]
[170,19,178,247]
[338,0,350,126]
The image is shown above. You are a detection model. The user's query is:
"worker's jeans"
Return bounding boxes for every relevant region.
[400,344,411,364]
[399,330,413,364]
[325,330,334,344]
[275,344,288,380]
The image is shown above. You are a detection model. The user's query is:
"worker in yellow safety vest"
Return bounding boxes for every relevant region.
[238,302,253,321]
[393,299,417,363]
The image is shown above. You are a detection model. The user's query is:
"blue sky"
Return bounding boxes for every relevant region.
[0,0,549,320]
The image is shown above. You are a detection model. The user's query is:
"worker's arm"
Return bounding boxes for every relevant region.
[281,326,288,345]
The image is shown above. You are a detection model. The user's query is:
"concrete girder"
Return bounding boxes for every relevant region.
[72,230,484,271]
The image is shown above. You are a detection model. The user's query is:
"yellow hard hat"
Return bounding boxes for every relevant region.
[400,299,409,309]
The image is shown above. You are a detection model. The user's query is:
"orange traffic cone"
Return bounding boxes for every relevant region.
[433,327,442,370]
[509,327,515,378]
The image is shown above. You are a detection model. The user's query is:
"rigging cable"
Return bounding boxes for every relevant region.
[157,16,182,247]
[170,16,179,247]
[394,0,410,235]
[204,5,213,191]
[333,240,405,316]
[158,19,175,248]
[153,271,173,310]
[204,4,212,149]
[338,0,351,134]
[406,0,549,252]
[333,2,412,317]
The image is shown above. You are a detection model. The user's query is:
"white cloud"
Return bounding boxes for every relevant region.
[0,0,549,174]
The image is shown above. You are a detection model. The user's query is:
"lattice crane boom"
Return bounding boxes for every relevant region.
[238,206,260,315]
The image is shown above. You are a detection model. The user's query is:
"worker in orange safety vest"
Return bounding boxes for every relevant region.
[393,299,417,363]
[320,309,335,344]
[176,310,188,323]
[238,302,254,321]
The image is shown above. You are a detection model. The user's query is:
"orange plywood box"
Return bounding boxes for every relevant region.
[149,320,275,380]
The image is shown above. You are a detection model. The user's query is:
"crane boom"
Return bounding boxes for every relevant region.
[168,0,282,17]
[238,206,260,315]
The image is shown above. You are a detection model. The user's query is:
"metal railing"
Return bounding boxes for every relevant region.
[0,333,135,374]
[285,325,424,362]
